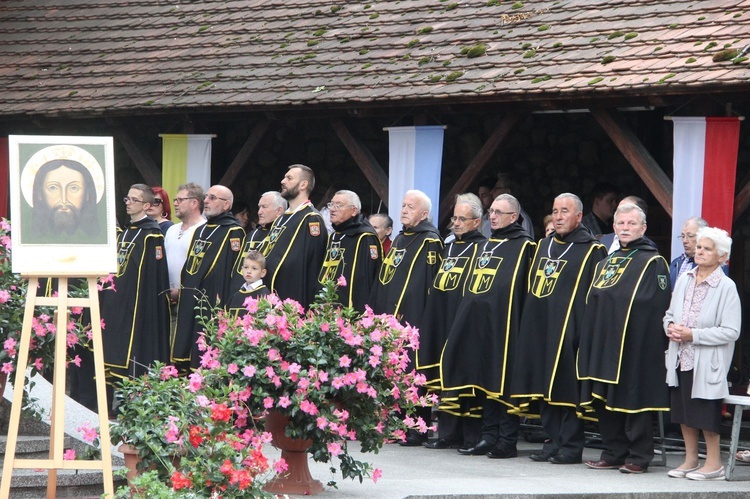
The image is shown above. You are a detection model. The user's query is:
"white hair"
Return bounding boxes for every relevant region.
[455,193,483,219]
[614,203,646,225]
[335,189,361,211]
[696,226,732,261]
[404,189,431,213]
[262,191,288,211]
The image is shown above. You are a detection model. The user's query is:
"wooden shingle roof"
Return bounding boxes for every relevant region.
[1,0,749,118]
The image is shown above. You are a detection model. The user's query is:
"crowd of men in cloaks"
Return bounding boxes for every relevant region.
[86,163,673,473]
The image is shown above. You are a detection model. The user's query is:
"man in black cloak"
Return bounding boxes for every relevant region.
[511,193,607,464]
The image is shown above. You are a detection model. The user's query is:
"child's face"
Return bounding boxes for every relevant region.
[242,258,266,283]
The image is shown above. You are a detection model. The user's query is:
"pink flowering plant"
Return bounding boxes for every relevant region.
[0,219,93,410]
[196,277,429,485]
[111,361,282,497]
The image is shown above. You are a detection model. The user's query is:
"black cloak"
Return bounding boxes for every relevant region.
[100,217,171,380]
[318,213,382,312]
[172,211,245,365]
[577,237,671,413]
[511,225,607,408]
[263,201,328,309]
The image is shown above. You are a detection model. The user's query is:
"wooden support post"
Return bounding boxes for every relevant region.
[331,119,389,207]
[219,120,271,187]
[113,127,161,186]
[591,107,673,217]
[0,277,113,498]
[438,112,526,226]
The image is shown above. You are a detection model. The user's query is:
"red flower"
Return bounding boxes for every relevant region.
[188,425,207,448]
[220,458,234,475]
[210,402,232,423]
[171,471,192,490]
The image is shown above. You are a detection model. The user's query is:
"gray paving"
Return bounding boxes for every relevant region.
[266,440,750,498]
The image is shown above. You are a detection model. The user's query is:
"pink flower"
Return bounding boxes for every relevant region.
[320,322,330,332]
[338,355,351,368]
[278,396,291,408]
[76,422,99,444]
[227,363,239,374]
[2,363,14,375]
[69,355,82,367]
[316,416,328,429]
[71,306,83,315]
[273,459,288,473]
[32,358,44,371]
[63,448,76,460]
[336,275,347,287]
[159,365,179,380]
[3,337,17,357]
[299,400,318,415]
[372,468,383,483]
[263,397,274,409]
[187,372,203,392]
[0,290,10,304]
[267,348,280,361]
[327,442,343,456]
[242,365,256,378]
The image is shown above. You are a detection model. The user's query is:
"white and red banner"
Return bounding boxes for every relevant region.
[671,117,741,260]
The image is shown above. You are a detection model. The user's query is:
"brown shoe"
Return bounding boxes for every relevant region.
[619,463,647,474]
[585,459,621,470]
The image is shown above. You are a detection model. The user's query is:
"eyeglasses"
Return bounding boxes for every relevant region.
[205,194,229,202]
[450,216,479,223]
[152,198,163,206]
[173,197,197,204]
[123,197,144,204]
[327,202,353,210]
[677,233,697,240]
[487,209,516,216]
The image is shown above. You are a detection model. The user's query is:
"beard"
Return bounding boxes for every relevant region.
[49,204,82,232]
[281,184,299,201]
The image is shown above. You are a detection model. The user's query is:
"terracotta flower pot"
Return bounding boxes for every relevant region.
[263,410,324,495]
[118,443,140,493]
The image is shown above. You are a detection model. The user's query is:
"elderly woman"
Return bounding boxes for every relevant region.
[664,227,741,480]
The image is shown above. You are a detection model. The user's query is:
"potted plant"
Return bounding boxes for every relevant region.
[110,278,429,496]
[197,277,430,490]
[111,361,283,497]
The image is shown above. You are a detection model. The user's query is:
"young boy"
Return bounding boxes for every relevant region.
[227,250,270,316]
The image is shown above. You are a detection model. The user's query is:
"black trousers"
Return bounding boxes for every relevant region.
[481,397,520,447]
[539,401,584,458]
[594,401,654,467]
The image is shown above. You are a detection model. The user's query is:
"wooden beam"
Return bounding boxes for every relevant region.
[112,127,160,186]
[591,107,673,217]
[734,180,750,223]
[438,112,526,226]
[219,119,271,186]
[331,118,389,206]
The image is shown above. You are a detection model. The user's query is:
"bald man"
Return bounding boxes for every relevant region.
[172,184,246,369]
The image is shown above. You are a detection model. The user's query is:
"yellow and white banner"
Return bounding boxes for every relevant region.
[160,134,213,211]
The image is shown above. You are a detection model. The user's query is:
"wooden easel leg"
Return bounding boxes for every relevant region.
[0,277,114,497]
[0,277,40,498]
[88,277,114,497]
[45,277,70,499]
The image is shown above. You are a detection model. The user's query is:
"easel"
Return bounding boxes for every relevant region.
[0,276,113,498]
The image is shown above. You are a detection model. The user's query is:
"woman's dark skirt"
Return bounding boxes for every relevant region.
[670,369,722,433]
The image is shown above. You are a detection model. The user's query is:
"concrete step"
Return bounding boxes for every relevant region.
[4,468,127,499]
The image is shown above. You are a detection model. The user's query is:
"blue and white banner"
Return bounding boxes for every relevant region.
[385,126,444,235]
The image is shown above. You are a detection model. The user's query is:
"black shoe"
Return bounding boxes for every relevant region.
[458,439,495,456]
[549,453,582,464]
[399,430,427,447]
[423,438,461,450]
[487,444,518,459]
[529,450,556,462]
